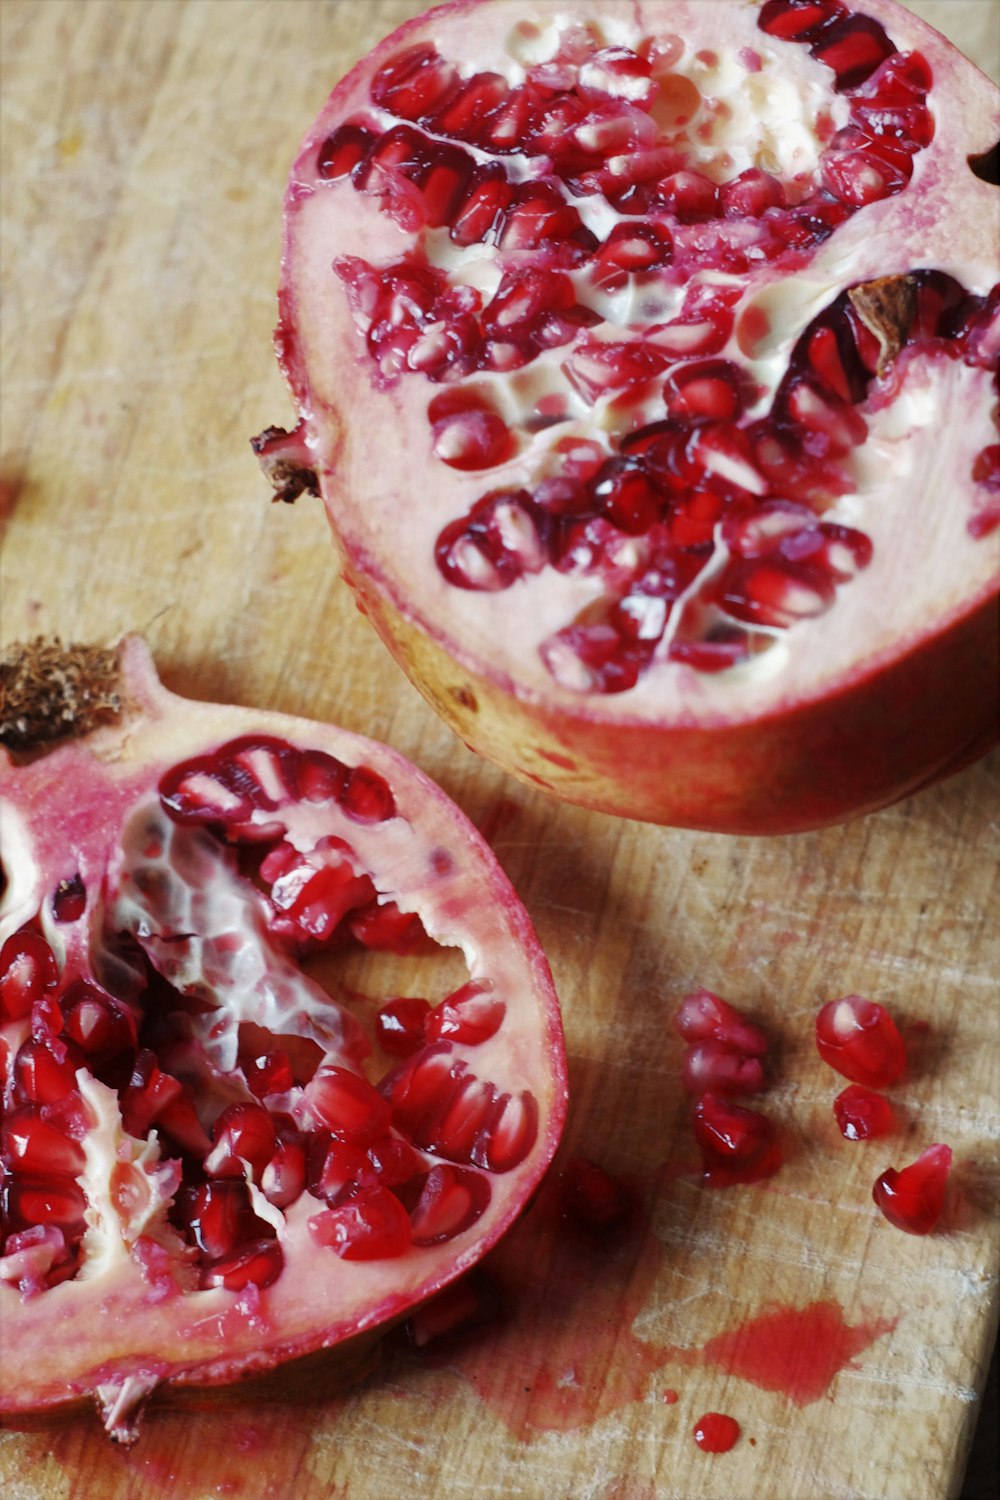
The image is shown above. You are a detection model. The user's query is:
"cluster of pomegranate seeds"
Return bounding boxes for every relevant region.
[0,731,541,1295]
[303,2,998,693]
[673,990,781,1187]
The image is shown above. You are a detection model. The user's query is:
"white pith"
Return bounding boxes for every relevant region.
[283,0,999,727]
[0,639,565,1432]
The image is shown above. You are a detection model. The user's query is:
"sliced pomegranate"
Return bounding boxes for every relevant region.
[260,0,998,834]
[0,637,565,1441]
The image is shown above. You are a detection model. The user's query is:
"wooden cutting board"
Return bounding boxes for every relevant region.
[1,3,997,1497]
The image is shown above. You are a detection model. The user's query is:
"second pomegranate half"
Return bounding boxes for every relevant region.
[259,0,999,834]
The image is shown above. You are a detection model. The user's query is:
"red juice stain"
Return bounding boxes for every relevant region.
[693,1412,740,1453]
[668,1300,898,1406]
[662,1388,679,1405]
[412,1165,671,1438]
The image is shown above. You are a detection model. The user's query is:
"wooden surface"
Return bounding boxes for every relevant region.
[1,3,998,1497]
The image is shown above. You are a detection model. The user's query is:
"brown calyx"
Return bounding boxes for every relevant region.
[847,275,917,375]
[0,637,122,751]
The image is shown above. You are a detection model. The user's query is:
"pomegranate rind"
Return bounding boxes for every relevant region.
[273,0,999,833]
[0,637,566,1434]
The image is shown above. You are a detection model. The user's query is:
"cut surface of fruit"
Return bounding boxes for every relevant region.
[261,0,999,833]
[0,637,565,1441]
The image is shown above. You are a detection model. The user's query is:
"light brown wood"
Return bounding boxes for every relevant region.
[1,3,997,1497]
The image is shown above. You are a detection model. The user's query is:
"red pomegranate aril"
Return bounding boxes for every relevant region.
[3,1174,87,1234]
[309,1135,369,1203]
[833,1084,894,1141]
[872,1143,952,1234]
[758,0,847,43]
[420,1075,497,1160]
[293,747,349,803]
[425,981,505,1047]
[431,403,514,472]
[0,928,59,1021]
[342,764,396,822]
[305,1065,393,1145]
[719,168,785,217]
[60,981,138,1062]
[176,1179,262,1260]
[593,460,664,533]
[317,122,376,181]
[205,1102,278,1182]
[260,1133,307,1209]
[663,359,749,425]
[348,899,430,954]
[815,995,907,1088]
[371,44,460,122]
[1,1104,87,1178]
[559,1156,632,1233]
[472,1089,538,1173]
[436,489,549,592]
[245,1048,295,1098]
[653,170,719,222]
[434,71,510,142]
[810,15,895,92]
[720,556,836,629]
[375,997,432,1058]
[674,989,770,1056]
[365,1133,423,1189]
[269,850,376,946]
[682,1041,767,1097]
[693,1093,782,1187]
[201,1238,284,1293]
[11,1036,84,1105]
[309,1184,412,1260]
[450,163,513,246]
[381,1045,463,1130]
[52,875,87,923]
[592,221,673,287]
[410,1163,491,1245]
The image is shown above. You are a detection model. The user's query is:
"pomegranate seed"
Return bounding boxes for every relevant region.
[815,995,906,1088]
[317,122,376,181]
[343,765,396,822]
[872,1144,952,1234]
[433,72,510,143]
[833,1084,894,1141]
[559,1156,632,1232]
[693,1093,783,1188]
[419,1075,497,1161]
[810,15,895,92]
[2,1174,87,1233]
[245,1048,294,1098]
[0,928,58,1021]
[308,1135,369,1202]
[175,1179,262,1259]
[719,168,785,217]
[305,1065,392,1145]
[673,990,770,1056]
[1,1104,87,1177]
[309,1185,412,1259]
[450,162,513,246]
[663,359,750,425]
[266,838,376,945]
[653,170,719,222]
[260,1133,307,1208]
[592,221,672,288]
[472,1089,538,1173]
[365,1133,423,1188]
[11,1036,84,1105]
[292,748,349,803]
[205,1102,278,1181]
[202,1238,284,1292]
[349,899,429,954]
[409,1163,491,1244]
[52,874,86,923]
[60,980,137,1062]
[436,490,550,591]
[564,341,670,403]
[406,1268,499,1347]
[758,1,847,43]
[430,393,514,472]
[370,44,460,122]
[682,1041,767,1097]
[425,981,505,1047]
[375,997,432,1058]
[381,1046,463,1131]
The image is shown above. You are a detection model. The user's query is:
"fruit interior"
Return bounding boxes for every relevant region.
[0,643,563,1433]
[277,0,998,715]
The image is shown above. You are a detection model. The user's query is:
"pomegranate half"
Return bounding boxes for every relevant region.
[260,0,999,834]
[0,637,565,1441]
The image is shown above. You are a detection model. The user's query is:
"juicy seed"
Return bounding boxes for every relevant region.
[815,995,907,1088]
[692,1093,783,1188]
[0,929,59,1022]
[201,1238,284,1292]
[833,1084,894,1140]
[872,1143,952,1234]
[308,1185,413,1259]
[305,1066,393,1145]
[424,981,505,1046]
[375,996,432,1057]
[409,1163,491,1244]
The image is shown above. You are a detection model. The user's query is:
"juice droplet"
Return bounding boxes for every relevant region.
[663,1388,679,1405]
[693,1412,740,1453]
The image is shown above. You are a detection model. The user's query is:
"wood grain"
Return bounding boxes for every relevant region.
[1,3,997,1497]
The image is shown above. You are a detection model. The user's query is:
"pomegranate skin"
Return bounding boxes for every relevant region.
[268,0,1000,834]
[0,637,566,1439]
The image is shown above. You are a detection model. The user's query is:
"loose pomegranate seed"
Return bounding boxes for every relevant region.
[205,1102,278,1182]
[673,990,769,1056]
[425,981,505,1047]
[815,995,906,1088]
[409,1163,491,1245]
[201,1238,284,1292]
[375,997,432,1057]
[305,1065,393,1145]
[682,1041,767,1097]
[0,928,59,1021]
[833,1084,894,1140]
[559,1156,632,1233]
[872,1143,952,1234]
[309,1185,412,1259]
[693,1093,783,1188]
